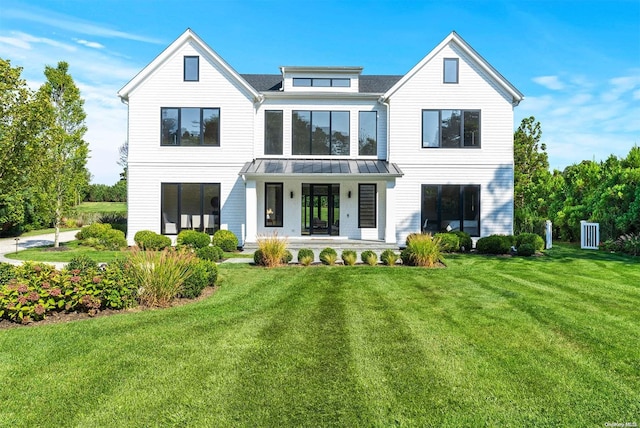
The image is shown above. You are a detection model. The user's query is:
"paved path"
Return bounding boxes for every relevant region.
[0,230,79,269]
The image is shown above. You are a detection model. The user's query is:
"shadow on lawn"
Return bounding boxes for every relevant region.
[540,243,639,265]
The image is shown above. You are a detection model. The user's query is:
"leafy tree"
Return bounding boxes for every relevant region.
[117,140,128,182]
[0,59,50,236]
[35,61,89,247]
[513,116,551,234]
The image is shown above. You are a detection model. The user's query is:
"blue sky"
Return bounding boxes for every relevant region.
[1,0,638,184]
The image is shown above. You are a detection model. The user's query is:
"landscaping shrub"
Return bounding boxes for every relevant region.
[254,249,292,266]
[476,235,514,255]
[99,213,127,234]
[297,248,314,264]
[283,250,293,264]
[380,249,399,266]
[255,233,289,267]
[177,230,211,249]
[515,233,545,252]
[434,233,460,253]
[213,230,238,252]
[618,233,640,256]
[179,260,211,298]
[0,260,137,324]
[76,223,127,250]
[401,233,444,267]
[361,250,378,266]
[196,245,224,262]
[65,255,98,273]
[0,262,16,286]
[517,243,535,257]
[341,250,357,266]
[319,247,338,265]
[127,248,196,307]
[134,230,171,251]
[450,231,473,252]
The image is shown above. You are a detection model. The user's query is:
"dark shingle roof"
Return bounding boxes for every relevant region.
[240,74,403,93]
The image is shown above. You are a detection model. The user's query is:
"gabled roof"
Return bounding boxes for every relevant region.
[118,29,260,101]
[383,31,524,105]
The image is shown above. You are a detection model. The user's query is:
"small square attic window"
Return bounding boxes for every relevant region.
[184,56,199,81]
[443,58,458,84]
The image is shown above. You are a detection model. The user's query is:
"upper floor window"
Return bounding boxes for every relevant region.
[161,107,220,146]
[422,109,480,148]
[358,111,377,156]
[292,110,350,155]
[293,78,350,88]
[443,58,458,84]
[184,56,199,81]
[264,110,283,155]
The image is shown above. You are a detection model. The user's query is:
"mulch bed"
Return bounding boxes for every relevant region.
[0,286,218,331]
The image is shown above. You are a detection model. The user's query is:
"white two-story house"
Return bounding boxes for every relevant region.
[118,29,523,247]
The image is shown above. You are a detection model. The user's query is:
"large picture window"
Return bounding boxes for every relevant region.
[358,111,377,156]
[161,183,220,235]
[161,107,220,146]
[265,183,283,227]
[422,109,480,148]
[421,185,480,236]
[292,110,350,155]
[264,110,283,155]
[358,184,376,228]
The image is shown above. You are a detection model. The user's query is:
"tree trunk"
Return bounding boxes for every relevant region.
[54,196,62,248]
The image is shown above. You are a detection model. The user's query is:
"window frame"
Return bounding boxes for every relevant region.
[443,58,459,84]
[264,183,284,227]
[292,77,351,88]
[420,184,480,237]
[358,183,377,229]
[160,107,220,146]
[184,56,199,82]
[161,182,221,235]
[264,110,283,155]
[421,109,481,148]
[292,110,350,156]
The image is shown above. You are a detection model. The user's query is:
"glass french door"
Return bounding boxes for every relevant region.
[301,184,340,235]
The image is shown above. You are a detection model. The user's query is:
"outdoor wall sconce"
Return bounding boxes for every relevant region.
[348,191,352,198]
[290,191,294,199]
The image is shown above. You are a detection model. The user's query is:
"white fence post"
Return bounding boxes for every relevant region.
[580,221,600,249]
[545,220,553,249]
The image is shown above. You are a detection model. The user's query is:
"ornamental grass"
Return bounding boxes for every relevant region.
[256,232,289,268]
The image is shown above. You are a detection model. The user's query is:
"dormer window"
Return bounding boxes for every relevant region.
[184,56,199,81]
[293,78,350,87]
[443,58,458,84]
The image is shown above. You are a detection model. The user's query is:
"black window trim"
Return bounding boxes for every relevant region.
[443,58,459,84]
[358,110,378,156]
[264,110,284,155]
[421,109,481,149]
[292,77,351,88]
[161,182,221,235]
[358,183,377,229]
[292,110,350,156]
[420,184,481,237]
[184,56,199,82]
[264,182,284,228]
[160,107,220,146]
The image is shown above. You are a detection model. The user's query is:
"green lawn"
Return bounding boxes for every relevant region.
[0,245,638,426]
[76,201,127,213]
[19,227,80,237]
[4,240,122,263]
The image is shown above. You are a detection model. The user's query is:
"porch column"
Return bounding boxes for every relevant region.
[385,180,397,244]
[245,179,257,243]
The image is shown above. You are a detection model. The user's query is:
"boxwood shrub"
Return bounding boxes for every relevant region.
[434,233,460,253]
[297,248,314,264]
[177,230,211,249]
[341,250,357,266]
[76,223,127,250]
[450,231,473,251]
[517,243,535,257]
[213,230,239,252]
[515,233,545,252]
[179,259,218,298]
[196,245,224,262]
[380,249,399,266]
[476,234,514,255]
[134,230,172,251]
[319,247,338,265]
[361,250,378,266]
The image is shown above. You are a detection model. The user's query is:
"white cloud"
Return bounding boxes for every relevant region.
[517,71,640,172]
[76,39,105,49]
[4,7,163,44]
[532,75,565,90]
[0,31,77,52]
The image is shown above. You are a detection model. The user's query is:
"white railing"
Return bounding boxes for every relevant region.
[580,221,599,249]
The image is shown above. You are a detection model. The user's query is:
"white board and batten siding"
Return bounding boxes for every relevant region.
[388,42,516,244]
[126,40,255,244]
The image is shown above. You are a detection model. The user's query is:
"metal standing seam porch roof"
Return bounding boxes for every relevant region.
[239,159,403,177]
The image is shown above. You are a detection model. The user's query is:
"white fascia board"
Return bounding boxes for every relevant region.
[117,28,260,102]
